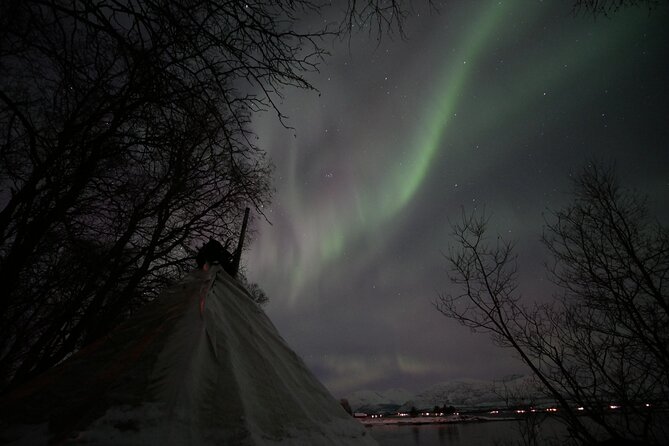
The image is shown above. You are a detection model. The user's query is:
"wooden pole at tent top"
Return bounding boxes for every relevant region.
[231,207,250,277]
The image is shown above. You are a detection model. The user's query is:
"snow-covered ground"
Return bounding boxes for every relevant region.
[1,267,375,445]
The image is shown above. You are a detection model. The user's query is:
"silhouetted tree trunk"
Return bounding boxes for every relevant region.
[0,0,430,391]
[437,163,669,445]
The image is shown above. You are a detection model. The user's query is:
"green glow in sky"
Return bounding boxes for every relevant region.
[298,3,512,294]
[278,2,647,303]
[387,3,507,213]
[247,1,669,395]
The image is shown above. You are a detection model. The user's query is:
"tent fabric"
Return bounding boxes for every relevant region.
[0,267,376,445]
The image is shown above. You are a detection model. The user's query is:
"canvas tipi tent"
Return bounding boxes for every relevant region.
[0,267,376,445]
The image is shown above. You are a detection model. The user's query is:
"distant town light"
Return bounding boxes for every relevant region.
[609,405,620,410]
[577,407,585,411]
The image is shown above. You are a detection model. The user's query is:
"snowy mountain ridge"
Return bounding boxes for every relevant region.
[347,375,543,413]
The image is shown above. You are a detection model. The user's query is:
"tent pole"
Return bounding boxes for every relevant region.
[231,207,250,277]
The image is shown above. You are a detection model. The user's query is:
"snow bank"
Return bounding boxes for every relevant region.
[1,268,375,445]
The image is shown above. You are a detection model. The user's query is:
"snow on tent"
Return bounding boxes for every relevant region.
[0,267,376,445]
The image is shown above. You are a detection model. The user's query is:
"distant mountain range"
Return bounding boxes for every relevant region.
[345,376,549,413]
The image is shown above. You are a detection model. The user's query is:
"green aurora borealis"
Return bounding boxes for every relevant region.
[248,1,669,395]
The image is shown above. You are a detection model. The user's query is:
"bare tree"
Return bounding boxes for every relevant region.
[437,164,669,445]
[0,21,271,384]
[0,0,430,391]
[572,0,666,16]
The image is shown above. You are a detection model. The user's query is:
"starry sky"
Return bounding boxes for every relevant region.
[246,1,669,398]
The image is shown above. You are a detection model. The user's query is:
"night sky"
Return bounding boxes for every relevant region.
[246,1,669,397]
